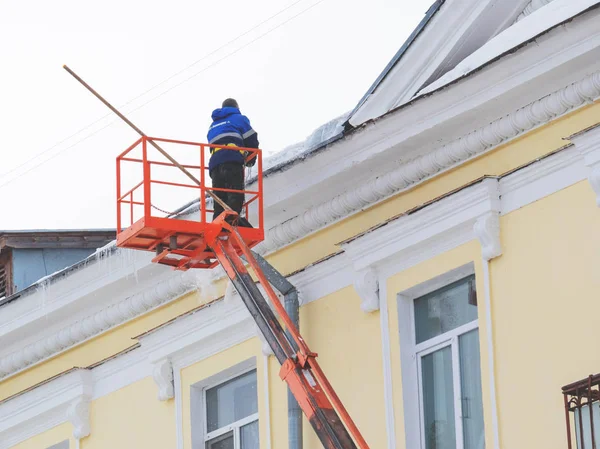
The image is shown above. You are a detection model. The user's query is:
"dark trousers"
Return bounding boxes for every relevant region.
[210,162,251,227]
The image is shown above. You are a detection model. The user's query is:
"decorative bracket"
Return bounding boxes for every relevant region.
[353,267,380,313]
[67,397,91,440]
[153,359,174,401]
[569,124,600,207]
[474,212,502,261]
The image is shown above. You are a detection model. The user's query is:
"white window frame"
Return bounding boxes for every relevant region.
[191,358,258,449]
[397,263,480,449]
[47,441,69,449]
[415,315,478,449]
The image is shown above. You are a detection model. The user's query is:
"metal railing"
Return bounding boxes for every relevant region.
[563,374,600,449]
[116,136,263,234]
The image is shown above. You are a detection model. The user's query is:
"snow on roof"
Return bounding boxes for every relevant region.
[514,0,556,24]
[256,111,347,174]
[417,0,599,96]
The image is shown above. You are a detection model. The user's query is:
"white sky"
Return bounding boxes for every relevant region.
[0,0,432,230]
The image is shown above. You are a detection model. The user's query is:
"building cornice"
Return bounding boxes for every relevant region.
[0,262,210,380]
[568,123,600,206]
[514,0,555,23]
[0,369,92,449]
[341,178,501,278]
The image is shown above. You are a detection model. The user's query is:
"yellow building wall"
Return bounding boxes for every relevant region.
[82,377,175,449]
[491,180,600,449]
[4,100,600,448]
[298,286,386,449]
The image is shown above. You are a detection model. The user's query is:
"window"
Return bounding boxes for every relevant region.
[203,370,259,449]
[413,275,485,449]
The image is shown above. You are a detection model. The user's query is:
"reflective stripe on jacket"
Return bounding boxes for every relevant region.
[207,107,259,173]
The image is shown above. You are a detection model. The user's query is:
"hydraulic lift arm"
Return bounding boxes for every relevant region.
[63,64,369,449]
[207,213,370,449]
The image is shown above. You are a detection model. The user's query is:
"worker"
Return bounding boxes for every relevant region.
[207,98,258,227]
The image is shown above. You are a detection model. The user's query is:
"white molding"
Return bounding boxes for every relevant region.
[139,299,256,370]
[0,267,211,381]
[175,365,184,449]
[91,346,149,399]
[500,145,586,213]
[481,258,501,449]
[569,124,600,206]
[0,369,93,449]
[514,0,556,23]
[341,179,501,274]
[377,273,396,449]
[153,358,174,401]
[289,253,353,305]
[352,267,380,313]
[66,396,91,440]
[474,212,502,261]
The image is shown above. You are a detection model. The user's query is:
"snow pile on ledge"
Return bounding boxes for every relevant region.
[418,0,598,96]
[255,111,348,174]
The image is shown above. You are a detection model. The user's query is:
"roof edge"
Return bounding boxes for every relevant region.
[342,0,445,130]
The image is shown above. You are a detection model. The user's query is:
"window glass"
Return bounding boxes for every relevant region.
[421,346,456,449]
[414,276,477,344]
[459,329,485,449]
[206,370,258,433]
[240,420,260,449]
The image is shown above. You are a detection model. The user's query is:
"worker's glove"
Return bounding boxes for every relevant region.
[245,151,257,167]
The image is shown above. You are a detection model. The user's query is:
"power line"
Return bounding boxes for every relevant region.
[0,0,323,187]
[0,121,116,191]
[122,0,326,114]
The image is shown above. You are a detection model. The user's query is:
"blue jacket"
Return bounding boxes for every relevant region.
[207,107,259,172]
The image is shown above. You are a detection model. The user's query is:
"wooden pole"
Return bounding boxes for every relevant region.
[63,64,231,212]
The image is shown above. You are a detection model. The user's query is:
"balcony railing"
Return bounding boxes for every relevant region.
[563,374,600,449]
